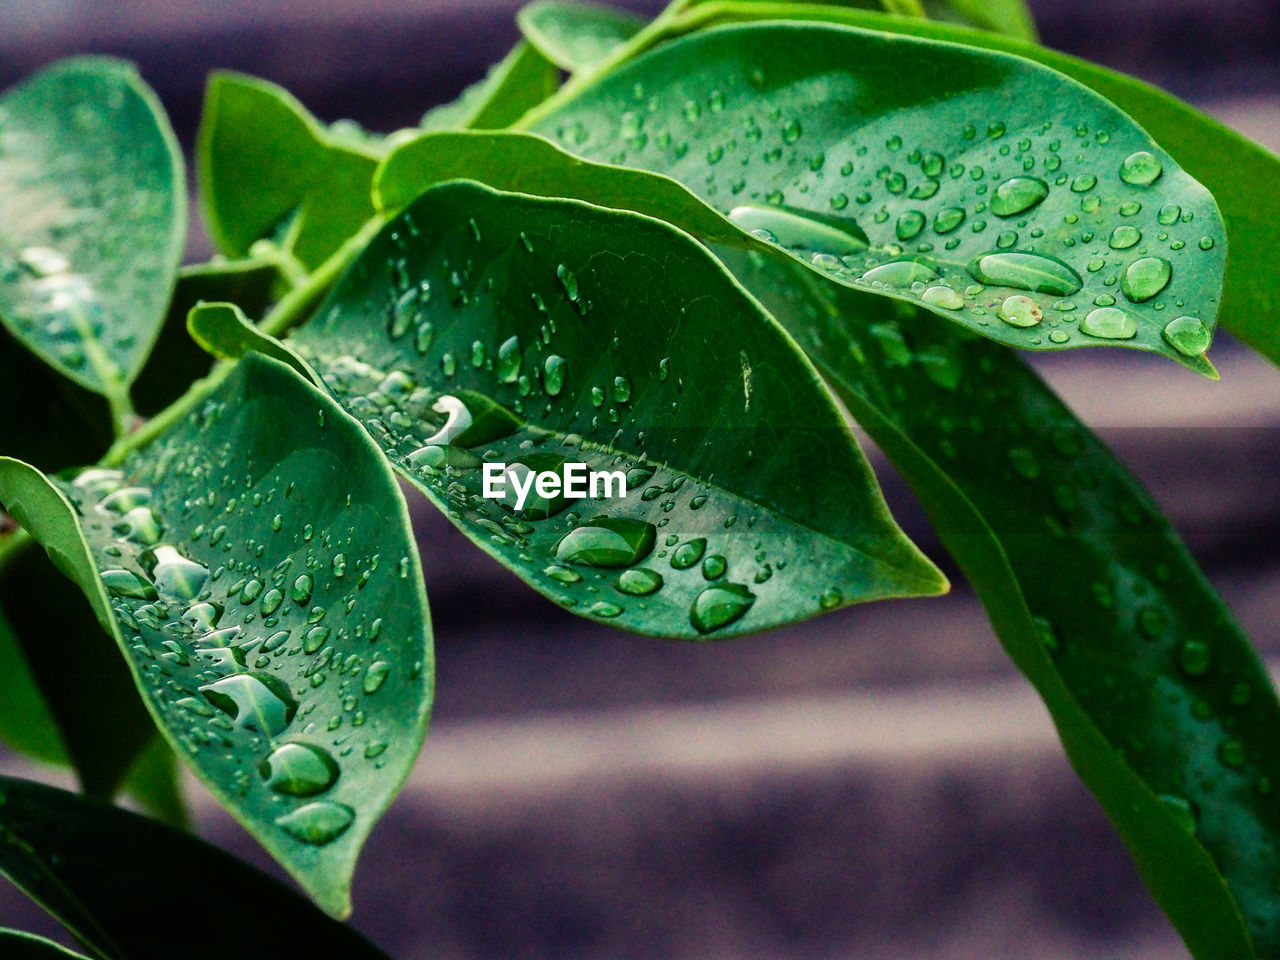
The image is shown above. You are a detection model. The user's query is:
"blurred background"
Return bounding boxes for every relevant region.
[2,1,1280,958]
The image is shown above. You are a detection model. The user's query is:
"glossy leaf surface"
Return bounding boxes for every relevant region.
[0,354,432,917]
[0,776,390,959]
[0,931,90,960]
[286,180,945,638]
[530,22,1226,374]
[668,4,1280,367]
[420,41,561,132]
[199,73,379,271]
[0,57,185,393]
[724,247,1277,960]
[518,0,646,71]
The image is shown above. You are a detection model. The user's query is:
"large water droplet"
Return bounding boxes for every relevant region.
[101,568,157,600]
[690,583,756,634]
[616,567,663,596]
[933,207,965,234]
[671,538,707,569]
[113,506,164,546]
[274,801,354,845]
[259,743,340,796]
[1162,316,1211,356]
[142,545,209,602]
[895,210,925,241]
[920,285,964,310]
[727,205,869,255]
[859,259,938,288]
[1080,306,1137,340]
[200,673,298,736]
[1121,257,1172,302]
[363,661,391,695]
[543,355,567,396]
[1158,794,1198,833]
[998,295,1042,328]
[554,516,656,567]
[1119,151,1162,186]
[496,335,522,383]
[967,252,1082,296]
[990,177,1049,217]
[1109,225,1141,249]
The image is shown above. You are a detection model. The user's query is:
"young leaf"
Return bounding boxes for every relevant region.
[924,0,1038,39]
[284,180,945,638]
[725,248,1276,960]
[527,22,1226,375]
[132,255,286,417]
[518,0,646,72]
[420,42,561,133]
[0,776,390,959]
[0,57,185,395]
[198,73,380,271]
[672,4,1280,368]
[0,354,433,918]
[0,931,91,960]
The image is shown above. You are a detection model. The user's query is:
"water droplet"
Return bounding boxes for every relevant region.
[933,207,966,234]
[671,538,707,569]
[200,673,298,736]
[496,335,522,383]
[1080,306,1137,340]
[727,205,868,256]
[1121,257,1172,302]
[701,554,727,579]
[1198,236,1215,251]
[113,506,164,545]
[967,252,1082,296]
[998,295,1043,328]
[859,259,938,288]
[142,545,208,601]
[363,661,391,694]
[545,564,582,584]
[1109,225,1141,249]
[690,583,756,634]
[612,375,632,403]
[101,568,157,600]
[1158,794,1197,833]
[990,177,1049,217]
[895,210,926,241]
[782,119,802,143]
[1162,316,1211,356]
[1178,639,1211,677]
[556,264,579,300]
[274,801,354,845]
[291,573,314,604]
[1069,174,1097,192]
[819,588,842,610]
[1219,739,1246,769]
[1048,330,1070,343]
[1119,150,1162,186]
[920,285,964,310]
[554,516,656,567]
[543,355,567,396]
[589,600,623,618]
[259,743,339,796]
[616,567,663,596]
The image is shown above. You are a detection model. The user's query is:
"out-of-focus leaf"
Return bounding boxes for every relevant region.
[420,42,561,133]
[0,57,184,394]
[518,1,646,72]
[0,930,90,960]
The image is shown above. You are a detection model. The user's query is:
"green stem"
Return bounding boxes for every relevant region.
[67,304,137,440]
[101,216,385,467]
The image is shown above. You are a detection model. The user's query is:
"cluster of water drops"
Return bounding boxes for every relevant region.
[551,76,1219,360]
[62,453,409,848]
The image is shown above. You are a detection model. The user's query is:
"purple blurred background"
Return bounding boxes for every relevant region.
[2,1,1280,958]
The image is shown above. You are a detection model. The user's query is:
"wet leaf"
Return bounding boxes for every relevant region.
[0,57,185,394]
[198,73,380,271]
[420,41,561,133]
[668,4,1280,368]
[518,0,646,72]
[283,180,945,639]
[529,22,1226,375]
[724,246,1276,960]
[0,776,391,959]
[0,930,90,960]
[0,354,433,917]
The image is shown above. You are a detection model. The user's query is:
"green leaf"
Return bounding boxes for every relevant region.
[518,1,646,72]
[0,57,185,396]
[723,247,1275,959]
[923,0,1038,40]
[0,776,391,959]
[0,597,67,765]
[667,5,1280,368]
[420,41,561,133]
[0,930,90,960]
[132,255,286,417]
[0,354,433,917]
[527,22,1226,375]
[187,301,315,380]
[198,73,380,271]
[282,179,944,638]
